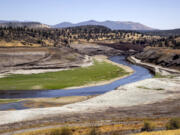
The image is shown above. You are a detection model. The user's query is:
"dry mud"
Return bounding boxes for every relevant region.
[0,47,92,77]
[0,58,179,127]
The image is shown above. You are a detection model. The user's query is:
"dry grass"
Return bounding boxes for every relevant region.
[175,37,180,42]
[5,118,167,135]
[13,122,148,135]
[0,47,49,52]
[0,40,41,47]
[14,128,72,135]
[0,99,20,104]
[159,48,180,54]
[135,129,180,135]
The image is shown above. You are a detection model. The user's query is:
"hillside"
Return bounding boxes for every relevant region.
[0,21,50,28]
[53,20,155,30]
[144,29,180,36]
[0,47,87,74]
[0,25,162,47]
[135,47,180,70]
[0,25,179,49]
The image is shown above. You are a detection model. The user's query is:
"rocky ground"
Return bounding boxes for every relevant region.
[70,44,122,56]
[135,47,180,70]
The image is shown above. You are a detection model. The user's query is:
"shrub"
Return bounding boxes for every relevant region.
[88,127,99,135]
[141,121,155,132]
[50,128,72,135]
[61,127,72,135]
[166,118,180,130]
[50,129,61,135]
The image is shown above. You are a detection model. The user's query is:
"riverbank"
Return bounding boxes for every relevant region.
[127,56,180,76]
[0,47,88,76]
[0,55,93,78]
[0,76,179,129]
[0,70,179,126]
[0,55,130,91]
[0,57,180,134]
[66,55,133,89]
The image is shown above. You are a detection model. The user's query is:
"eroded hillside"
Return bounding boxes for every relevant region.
[0,47,88,73]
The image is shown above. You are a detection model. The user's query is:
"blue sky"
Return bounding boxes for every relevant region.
[0,0,180,29]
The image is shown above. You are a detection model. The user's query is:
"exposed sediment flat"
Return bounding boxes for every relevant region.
[0,58,179,126]
[0,47,91,77]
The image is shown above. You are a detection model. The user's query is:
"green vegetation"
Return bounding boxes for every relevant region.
[0,61,128,90]
[166,118,180,130]
[137,86,164,91]
[154,73,167,78]
[155,88,164,91]
[154,73,175,79]
[137,86,151,90]
[0,99,20,104]
[141,121,156,132]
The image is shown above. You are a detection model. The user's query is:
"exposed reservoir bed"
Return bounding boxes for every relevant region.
[0,56,152,99]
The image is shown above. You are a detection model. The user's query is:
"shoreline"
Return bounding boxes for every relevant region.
[0,56,179,127]
[0,55,134,91]
[0,55,93,78]
[0,74,179,126]
[127,56,180,76]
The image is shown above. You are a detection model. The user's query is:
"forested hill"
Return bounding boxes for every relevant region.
[0,25,179,49]
[144,29,180,37]
[53,20,155,30]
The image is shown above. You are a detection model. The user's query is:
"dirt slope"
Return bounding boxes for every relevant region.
[0,47,87,73]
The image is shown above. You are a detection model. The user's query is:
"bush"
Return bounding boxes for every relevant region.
[88,127,99,135]
[50,128,72,135]
[141,121,155,132]
[50,129,61,135]
[166,118,180,130]
[61,127,72,135]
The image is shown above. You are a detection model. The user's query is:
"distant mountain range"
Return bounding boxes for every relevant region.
[53,20,156,30]
[0,20,156,30]
[0,21,50,28]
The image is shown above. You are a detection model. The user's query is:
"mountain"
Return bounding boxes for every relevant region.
[0,20,156,30]
[0,21,50,28]
[53,20,155,30]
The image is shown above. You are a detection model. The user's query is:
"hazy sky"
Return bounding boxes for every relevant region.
[0,0,180,29]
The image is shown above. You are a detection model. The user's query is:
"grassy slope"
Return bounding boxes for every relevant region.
[135,129,180,135]
[0,61,128,90]
[0,99,20,104]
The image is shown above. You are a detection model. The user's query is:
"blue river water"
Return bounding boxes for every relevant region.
[0,56,152,99]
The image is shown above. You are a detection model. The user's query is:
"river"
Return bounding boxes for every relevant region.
[0,56,152,99]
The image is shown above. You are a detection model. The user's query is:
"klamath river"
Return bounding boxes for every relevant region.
[0,56,152,99]
[0,56,153,110]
